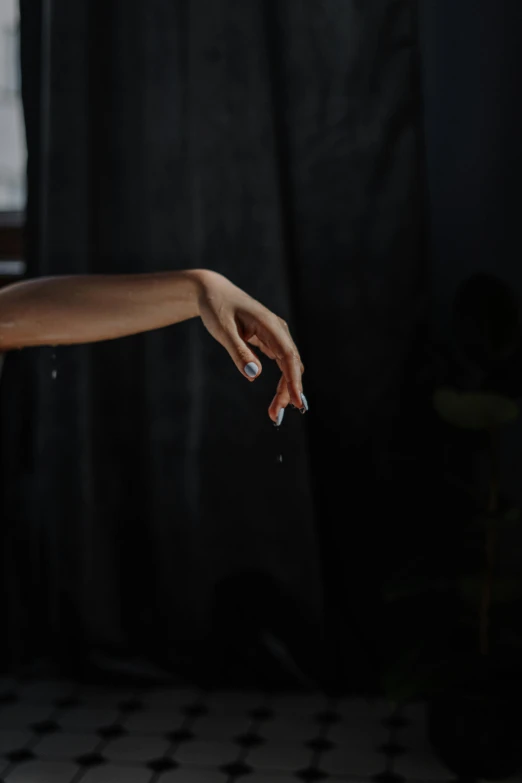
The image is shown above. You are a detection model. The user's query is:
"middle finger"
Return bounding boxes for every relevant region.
[269,373,291,424]
[261,326,304,409]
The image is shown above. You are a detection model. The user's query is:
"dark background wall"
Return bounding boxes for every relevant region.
[420,0,522,340]
[420,0,522,512]
[415,0,522,665]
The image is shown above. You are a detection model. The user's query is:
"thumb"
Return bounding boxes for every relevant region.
[221,324,263,381]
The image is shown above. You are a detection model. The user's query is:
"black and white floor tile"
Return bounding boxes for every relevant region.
[0,677,519,782]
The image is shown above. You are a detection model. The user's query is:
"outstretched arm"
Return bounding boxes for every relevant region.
[0,269,307,422]
[0,270,204,350]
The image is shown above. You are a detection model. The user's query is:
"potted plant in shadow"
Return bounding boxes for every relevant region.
[382,273,522,780]
[426,387,522,781]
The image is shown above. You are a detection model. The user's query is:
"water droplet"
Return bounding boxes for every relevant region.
[51,369,57,380]
[276,454,283,463]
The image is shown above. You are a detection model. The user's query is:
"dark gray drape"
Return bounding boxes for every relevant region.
[1,0,424,687]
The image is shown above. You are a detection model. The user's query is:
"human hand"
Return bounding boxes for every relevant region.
[191,269,307,424]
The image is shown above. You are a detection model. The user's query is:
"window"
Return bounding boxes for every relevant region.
[0,0,26,283]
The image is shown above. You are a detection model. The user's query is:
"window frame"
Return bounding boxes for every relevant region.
[0,209,25,286]
[0,2,27,284]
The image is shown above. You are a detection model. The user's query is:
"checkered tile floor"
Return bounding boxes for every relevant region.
[0,677,495,782]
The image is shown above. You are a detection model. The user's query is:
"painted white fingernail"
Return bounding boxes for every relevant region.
[244,362,259,378]
[275,408,285,427]
[300,392,309,413]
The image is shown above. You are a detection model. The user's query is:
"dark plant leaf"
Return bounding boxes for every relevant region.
[382,641,435,705]
[505,507,521,523]
[382,668,432,706]
[458,576,522,605]
[433,388,519,430]
[483,340,522,398]
[442,473,482,507]
[452,273,520,366]
[474,508,521,530]
[383,577,452,603]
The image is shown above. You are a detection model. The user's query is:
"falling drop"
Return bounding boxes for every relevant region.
[273,424,282,463]
[51,369,57,380]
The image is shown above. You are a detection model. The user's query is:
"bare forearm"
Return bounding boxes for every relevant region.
[0,270,209,350]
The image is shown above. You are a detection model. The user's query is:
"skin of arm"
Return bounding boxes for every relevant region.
[0,268,307,420]
[0,270,207,350]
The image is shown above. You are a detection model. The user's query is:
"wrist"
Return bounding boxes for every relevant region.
[184,268,220,286]
[182,268,224,312]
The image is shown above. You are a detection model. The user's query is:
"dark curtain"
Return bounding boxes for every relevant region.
[1,0,424,688]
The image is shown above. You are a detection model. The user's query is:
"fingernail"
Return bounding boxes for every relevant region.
[274,408,285,427]
[244,362,259,378]
[300,392,309,414]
